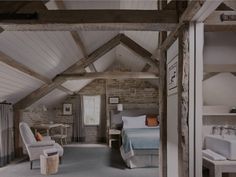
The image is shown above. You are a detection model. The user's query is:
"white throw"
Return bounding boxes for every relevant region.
[202,149,226,161]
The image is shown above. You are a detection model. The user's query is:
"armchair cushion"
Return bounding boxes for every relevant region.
[42,136,52,141]
[35,132,43,141]
[28,140,55,148]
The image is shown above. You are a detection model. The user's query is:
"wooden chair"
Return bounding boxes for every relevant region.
[51,124,70,145]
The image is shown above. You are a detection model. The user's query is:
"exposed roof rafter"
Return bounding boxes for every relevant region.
[13,34,122,109]
[0,10,178,31]
[56,72,159,80]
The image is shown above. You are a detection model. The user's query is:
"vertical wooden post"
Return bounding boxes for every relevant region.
[158,47,167,177]
[178,24,190,177]
[158,1,167,177]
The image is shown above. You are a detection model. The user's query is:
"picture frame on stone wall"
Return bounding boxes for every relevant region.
[63,103,73,115]
[109,97,120,104]
[167,56,178,96]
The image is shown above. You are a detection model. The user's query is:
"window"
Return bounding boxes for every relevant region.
[83,95,101,125]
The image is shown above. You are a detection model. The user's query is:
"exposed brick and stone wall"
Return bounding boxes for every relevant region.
[21,75,159,144]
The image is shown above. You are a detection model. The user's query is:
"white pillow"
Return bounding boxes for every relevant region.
[122,115,146,129]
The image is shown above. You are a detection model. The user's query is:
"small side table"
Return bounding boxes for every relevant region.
[203,157,236,177]
[108,129,121,148]
[40,154,59,175]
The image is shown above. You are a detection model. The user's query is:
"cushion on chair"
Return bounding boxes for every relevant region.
[35,132,43,141]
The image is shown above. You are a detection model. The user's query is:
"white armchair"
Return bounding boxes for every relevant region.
[19,122,64,169]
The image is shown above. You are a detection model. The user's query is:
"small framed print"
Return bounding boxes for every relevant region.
[63,103,72,115]
[167,57,178,96]
[109,97,119,104]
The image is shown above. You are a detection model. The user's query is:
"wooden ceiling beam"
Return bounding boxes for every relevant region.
[56,72,159,80]
[120,34,159,67]
[160,0,224,50]
[0,10,178,31]
[141,63,151,72]
[58,85,74,95]
[13,34,121,109]
[231,72,236,77]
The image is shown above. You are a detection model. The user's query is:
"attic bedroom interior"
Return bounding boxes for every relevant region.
[0,1,235,177]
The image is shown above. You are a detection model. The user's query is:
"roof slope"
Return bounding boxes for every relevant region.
[0,0,159,108]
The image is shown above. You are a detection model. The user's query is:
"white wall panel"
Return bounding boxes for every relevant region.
[30,89,68,109]
[0,31,83,79]
[60,0,157,10]
[116,45,146,71]
[93,49,116,72]
[79,31,119,54]
[62,80,93,92]
[0,62,43,104]
[124,31,159,54]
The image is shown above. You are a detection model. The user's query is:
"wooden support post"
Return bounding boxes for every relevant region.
[158,47,167,177]
[178,24,190,177]
[158,2,168,177]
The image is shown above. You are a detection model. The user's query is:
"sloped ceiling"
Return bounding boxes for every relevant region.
[0,31,83,79]
[0,62,43,104]
[0,0,159,107]
[29,89,68,109]
[46,0,158,10]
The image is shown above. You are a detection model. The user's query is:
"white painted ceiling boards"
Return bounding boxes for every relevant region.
[0,0,159,108]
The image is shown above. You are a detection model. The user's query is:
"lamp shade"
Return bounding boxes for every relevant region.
[117,104,123,111]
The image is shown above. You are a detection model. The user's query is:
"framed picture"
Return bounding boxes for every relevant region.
[109,97,119,104]
[63,103,72,115]
[167,56,178,95]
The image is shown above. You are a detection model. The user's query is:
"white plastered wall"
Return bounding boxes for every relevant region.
[203,32,236,177]
[166,39,179,177]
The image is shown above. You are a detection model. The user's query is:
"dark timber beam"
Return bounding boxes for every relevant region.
[141,63,151,72]
[0,10,178,31]
[158,0,168,176]
[56,72,159,80]
[160,0,223,50]
[13,34,122,110]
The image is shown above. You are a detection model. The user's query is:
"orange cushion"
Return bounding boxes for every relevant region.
[35,132,43,141]
[146,115,159,127]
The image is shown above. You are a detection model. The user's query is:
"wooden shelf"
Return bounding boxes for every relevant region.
[203,113,236,116]
[203,106,236,117]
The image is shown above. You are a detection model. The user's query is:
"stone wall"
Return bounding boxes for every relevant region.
[21,77,159,144]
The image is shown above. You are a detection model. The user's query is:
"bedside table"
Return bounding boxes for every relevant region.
[108,129,121,148]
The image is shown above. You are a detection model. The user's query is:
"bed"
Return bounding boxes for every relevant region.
[120,127,159,168]
[110,109,159,168]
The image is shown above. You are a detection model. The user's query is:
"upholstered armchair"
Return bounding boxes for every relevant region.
[19,122,64,169]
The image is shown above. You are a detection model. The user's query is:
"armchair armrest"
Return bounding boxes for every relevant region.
[28,140,55,148]
[42,136,52,141]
